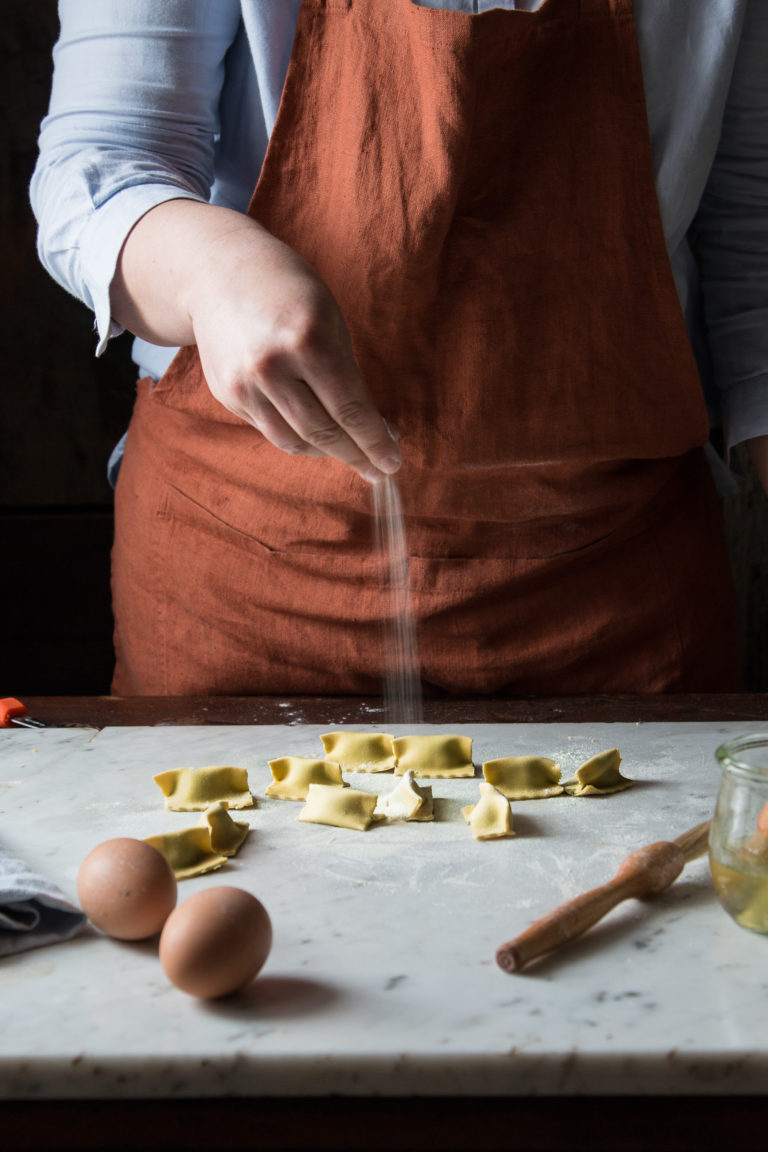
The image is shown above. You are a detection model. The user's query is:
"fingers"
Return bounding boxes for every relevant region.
[261,292,401,480]
[233,369,400,483]
[266,335,402,480]
[309,389,402,479]
[205,299,400,482]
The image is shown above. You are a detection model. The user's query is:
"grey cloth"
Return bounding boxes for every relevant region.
[0,844,86,957]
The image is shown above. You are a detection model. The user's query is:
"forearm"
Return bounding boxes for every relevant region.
[110,199,264,347]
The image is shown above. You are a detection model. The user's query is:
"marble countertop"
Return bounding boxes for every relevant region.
[1,718,767,1101]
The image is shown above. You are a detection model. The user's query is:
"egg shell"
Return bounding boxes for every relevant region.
[77,838,177,941]
[159,886,272,999]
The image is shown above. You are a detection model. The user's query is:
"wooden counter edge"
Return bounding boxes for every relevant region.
[5,1094,767,1152]
[15,693,768,728]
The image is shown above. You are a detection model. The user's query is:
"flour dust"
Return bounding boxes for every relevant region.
[373,475,424,725]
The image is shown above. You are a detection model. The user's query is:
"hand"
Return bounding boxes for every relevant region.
[746,434,768,495]
[111,200,401,482]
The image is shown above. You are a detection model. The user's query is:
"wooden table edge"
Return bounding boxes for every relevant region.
[13,693,768,728]
[5,1093,768,1152]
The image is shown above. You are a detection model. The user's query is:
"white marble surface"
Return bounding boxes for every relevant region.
[1,720,767,1100]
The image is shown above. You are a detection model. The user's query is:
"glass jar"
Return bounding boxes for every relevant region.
[709,734,768,935]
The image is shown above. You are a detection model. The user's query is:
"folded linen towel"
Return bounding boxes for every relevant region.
[0,843,86,956]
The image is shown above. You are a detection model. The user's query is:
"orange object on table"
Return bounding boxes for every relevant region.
[0,697,46,729]
[0,697,93,730]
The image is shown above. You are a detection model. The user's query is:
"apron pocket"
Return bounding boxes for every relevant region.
[411,521,686,695]
[163,482,278,556]
[152,481,390,694]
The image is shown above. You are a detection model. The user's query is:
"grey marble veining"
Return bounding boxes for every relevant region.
[1,721,767,1099]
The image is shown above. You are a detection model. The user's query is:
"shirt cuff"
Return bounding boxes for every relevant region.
[722,372,768,452]
[78,184,206,356]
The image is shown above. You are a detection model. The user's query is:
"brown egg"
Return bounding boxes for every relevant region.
[159,886,272,999]
[77,838,177,941]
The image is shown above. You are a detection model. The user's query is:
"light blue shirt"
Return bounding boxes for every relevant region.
[31,0,768,451]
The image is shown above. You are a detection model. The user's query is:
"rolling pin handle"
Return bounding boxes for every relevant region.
[496,841,686,974]
[495,944,522,973]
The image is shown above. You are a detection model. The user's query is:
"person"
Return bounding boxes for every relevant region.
[31,0,768,697]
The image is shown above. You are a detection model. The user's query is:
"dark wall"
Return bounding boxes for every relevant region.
[723,447,768,693]
[1,1,135,694]
[1,1,766,696]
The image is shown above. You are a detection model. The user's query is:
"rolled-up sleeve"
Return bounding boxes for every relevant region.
[693,0,768,450]
[30,0,243,353]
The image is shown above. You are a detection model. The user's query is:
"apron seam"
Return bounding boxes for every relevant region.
[154,484,172,695]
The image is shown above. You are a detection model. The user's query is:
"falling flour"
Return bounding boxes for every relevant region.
[373,475,424,725]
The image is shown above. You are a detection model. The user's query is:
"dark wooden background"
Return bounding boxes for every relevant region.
[2,1,139,695]
[1,1,766,697]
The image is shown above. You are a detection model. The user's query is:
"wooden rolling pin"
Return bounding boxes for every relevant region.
[496,820,711,974]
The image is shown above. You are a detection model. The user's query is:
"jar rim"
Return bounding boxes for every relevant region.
[716,733,768,777]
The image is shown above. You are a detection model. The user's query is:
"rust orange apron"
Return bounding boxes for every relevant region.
[112,0,741,696]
